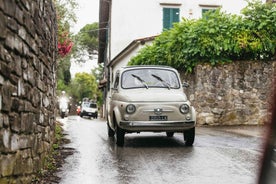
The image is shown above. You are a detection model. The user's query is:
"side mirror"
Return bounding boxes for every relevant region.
[182,82,189,88]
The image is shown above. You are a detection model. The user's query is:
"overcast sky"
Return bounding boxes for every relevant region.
[72,0,99,34]
[70,0,99,77]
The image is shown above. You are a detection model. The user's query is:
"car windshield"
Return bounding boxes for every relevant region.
[82,102,97,108]
[89,103,97,108]
[121,68,180,89]
[82,102,90,107]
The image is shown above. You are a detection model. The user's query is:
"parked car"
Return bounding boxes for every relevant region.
[80,101,98,119]
[107,65,196,146]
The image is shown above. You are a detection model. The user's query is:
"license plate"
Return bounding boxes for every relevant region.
[149,116,168,121]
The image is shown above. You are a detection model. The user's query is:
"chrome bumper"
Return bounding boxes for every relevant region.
[119,121,195,132]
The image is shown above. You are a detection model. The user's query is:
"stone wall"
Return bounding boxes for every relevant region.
[181,61,276,126]
[0,0,57,183]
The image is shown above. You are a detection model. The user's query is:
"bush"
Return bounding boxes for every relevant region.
[129,0,276,73]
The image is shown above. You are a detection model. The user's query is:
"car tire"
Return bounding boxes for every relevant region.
[115,123,125,147]
[107,123,115,137]
[166,132,174,137]
[80,113,83,117]
[183,127,195,146]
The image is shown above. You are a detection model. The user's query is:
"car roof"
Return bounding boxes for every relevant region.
[123,65,173,69]
[82,101,97,104]
[120,65,177,72]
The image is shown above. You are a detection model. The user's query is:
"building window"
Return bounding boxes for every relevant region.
[202,8,216,18]
[163,8,180,30]
[199,4,221,18]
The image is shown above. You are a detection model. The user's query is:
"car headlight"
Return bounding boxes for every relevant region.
[179,104,189,114]
[126,104,136,114]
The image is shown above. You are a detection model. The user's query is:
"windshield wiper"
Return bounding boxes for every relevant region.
[151,74,171,89]
[131,74,148,89]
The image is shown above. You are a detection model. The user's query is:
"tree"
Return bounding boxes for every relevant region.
[242,0,276,59]
[57,57,72,92]
[91,63,104,105]
[54,0,77,57]
[68,22,101,104]
[91,63,104,83]
[78,23,99,55]
[70,73,98,102]
[72,22,99,63]
[54,0,78,94]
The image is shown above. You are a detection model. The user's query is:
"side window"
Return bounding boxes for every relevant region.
[113,73,120,89]
[163,8,179,30]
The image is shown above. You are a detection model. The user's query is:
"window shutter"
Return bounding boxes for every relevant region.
[163,8,180,30]
[163,8,170,30]
[172,8,179,23]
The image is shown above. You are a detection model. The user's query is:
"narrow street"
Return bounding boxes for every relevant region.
[55,115,265,184]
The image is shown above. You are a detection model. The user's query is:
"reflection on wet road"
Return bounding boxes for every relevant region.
[57,116,263,184]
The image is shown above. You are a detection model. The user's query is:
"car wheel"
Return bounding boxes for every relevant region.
[115,123,125,147]
[166,132,174,137]
[80,113,83,117]
[183,127,195,146]
[107,122,115,137]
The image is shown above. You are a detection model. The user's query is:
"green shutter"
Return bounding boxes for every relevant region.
[163,8,180,30]
[172,8,179,23]
[202,9,209,15]
[163,8,170,30]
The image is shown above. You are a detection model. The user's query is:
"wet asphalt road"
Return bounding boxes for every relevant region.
[57,115,264,184]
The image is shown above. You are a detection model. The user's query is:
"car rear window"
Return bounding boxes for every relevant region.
[89,103,97,108]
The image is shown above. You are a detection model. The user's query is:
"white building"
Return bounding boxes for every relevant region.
[110,0,251,60]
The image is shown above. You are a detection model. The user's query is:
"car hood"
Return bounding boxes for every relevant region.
[113,89,188,102]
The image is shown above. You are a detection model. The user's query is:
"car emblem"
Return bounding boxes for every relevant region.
[154,108,163,115]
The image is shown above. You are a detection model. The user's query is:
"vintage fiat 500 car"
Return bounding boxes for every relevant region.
[107,66,196,146]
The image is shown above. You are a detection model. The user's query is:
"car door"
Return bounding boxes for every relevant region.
[107,71,120,127]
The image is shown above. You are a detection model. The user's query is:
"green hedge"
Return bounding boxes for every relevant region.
[129,0,276,73]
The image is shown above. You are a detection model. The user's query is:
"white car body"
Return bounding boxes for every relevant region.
[80,102,98,119]
[107,66,196,146]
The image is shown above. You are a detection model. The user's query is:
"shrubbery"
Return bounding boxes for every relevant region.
[129,0,276,73]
